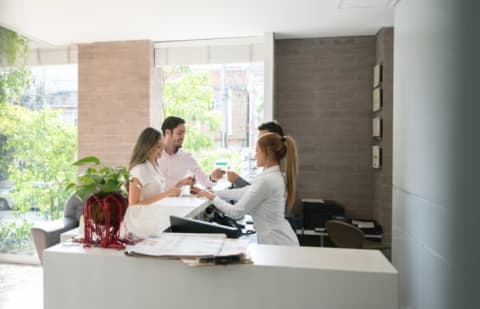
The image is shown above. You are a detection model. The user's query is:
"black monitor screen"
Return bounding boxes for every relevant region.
[169,216,240,238]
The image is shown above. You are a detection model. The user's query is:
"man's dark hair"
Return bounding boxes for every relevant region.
[258,120,285,137]
[161,116,186,135]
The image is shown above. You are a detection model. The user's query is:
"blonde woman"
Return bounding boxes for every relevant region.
[198,133,299,246]
[128,127,184,206]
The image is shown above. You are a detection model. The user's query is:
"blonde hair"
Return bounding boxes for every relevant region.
[128,127,162,171]
[257,133,298,210]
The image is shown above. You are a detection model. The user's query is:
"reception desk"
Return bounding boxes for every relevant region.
[44,197,398,309]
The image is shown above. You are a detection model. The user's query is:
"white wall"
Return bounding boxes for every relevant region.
[393,0,480,308]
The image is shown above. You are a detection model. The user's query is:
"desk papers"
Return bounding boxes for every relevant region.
[352,220,375,229]
[125,233,251,266]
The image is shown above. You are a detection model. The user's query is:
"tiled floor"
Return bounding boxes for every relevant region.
[0,263,42,309]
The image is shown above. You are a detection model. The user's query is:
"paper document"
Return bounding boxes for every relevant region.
[181,238,251,267]
[352,220,375,229]
[216,238,250,257]
[125,233,226,258]
[125,232,251,266]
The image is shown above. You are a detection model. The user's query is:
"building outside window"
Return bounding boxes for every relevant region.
[161,63,263,179]
[157,36,265,179]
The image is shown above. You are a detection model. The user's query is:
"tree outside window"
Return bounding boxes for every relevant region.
[161,64,263,177]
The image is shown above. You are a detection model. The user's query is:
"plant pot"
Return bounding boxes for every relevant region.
[83,192,128,248]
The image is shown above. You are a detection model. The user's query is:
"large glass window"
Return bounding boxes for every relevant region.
[161,63,263,179]
[0,64,77,260]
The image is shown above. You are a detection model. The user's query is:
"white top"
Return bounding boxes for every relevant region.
[158,149,215,189]
[213,165,299,246]
[130,161,166,200]
[122,197,210,239]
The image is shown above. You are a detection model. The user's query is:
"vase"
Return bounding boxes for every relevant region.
[82,192,128,249]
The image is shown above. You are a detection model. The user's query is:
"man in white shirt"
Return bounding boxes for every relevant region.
[158,116,225,189]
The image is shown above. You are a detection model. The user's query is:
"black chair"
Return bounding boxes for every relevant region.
[302,199,345,230]
[326,220,389,250]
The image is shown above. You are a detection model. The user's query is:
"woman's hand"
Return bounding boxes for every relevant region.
[209,168,225,182]
[226,171,239,183]
[167,187,181,197]
[176,176,194,187]
[197,190,215,200]
[189,186,201,195]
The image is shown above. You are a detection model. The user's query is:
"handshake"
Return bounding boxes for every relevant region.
[169,168,242,197]
[177,168,237,185]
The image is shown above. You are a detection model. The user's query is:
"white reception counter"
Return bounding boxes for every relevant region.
[44,197,398,309]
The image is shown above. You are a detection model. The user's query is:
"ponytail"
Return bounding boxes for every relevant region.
[257,133,299,210]
[283,136,298,210]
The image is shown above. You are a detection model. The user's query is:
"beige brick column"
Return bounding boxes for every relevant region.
[78,40,161,168]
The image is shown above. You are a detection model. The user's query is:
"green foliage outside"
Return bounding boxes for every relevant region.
[1,27,77,224]
[0,26,28,67]
[0,219,34,254]
[197,148,242,175]
[2,105,77,219]
[163,67,221,152]
[163,66,241,172]
[0,68,32,175]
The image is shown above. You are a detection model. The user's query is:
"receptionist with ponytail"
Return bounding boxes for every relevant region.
[198,133,299,246]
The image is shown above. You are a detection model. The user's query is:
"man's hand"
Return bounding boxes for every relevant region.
[226,171,239,183]
[189,186,201,195]
[176,176,194,187]
[197,190,215,200]
[210,168,225,182]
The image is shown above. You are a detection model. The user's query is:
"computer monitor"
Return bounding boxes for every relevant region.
[169,216,240,238]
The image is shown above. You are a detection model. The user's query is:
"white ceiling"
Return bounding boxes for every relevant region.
[0,0,395,46]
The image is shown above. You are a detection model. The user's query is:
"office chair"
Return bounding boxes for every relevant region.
[31,194,86,264]
[326,220,389,250]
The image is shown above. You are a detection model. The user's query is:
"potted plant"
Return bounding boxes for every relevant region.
[66,156,130,249]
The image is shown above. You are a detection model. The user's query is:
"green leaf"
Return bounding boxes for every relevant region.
[102,180,119,193]
[0,26,28,66]
[72,156,100,166]
[99,166,111,174]
[78,174,93,185]
[67,156,130,198]
[75,183,97,200]
[65,182,76,193]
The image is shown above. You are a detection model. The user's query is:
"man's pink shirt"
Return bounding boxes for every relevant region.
[157,149,214,189]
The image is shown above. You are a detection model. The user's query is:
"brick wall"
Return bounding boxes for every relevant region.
[275,36,376,218]
[373,28,394,245]
[78,40,158,168]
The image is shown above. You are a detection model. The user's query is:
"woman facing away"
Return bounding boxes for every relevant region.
[198,133,299,246]
[128,127,193,206]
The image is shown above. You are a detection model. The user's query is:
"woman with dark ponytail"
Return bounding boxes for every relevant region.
[198,133,299,246]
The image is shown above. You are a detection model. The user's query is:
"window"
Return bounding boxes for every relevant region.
[0,64,77,260]
[156,36,266,177]
[161,63,263,176]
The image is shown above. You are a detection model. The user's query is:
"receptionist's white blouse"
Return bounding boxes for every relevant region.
[212,165,299,246]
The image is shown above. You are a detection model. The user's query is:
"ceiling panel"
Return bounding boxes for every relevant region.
[0,0,394,46]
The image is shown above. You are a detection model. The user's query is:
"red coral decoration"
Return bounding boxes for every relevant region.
[83,192,128,249]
